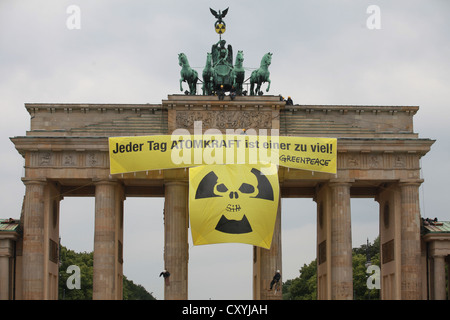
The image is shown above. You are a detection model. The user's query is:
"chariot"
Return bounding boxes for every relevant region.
[179,7,271,96]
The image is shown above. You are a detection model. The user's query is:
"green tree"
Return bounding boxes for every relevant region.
[284,237,380,300]
[59,246,93,300]
[58,245,155,300]
[123,276,156,300]
[352,238,380,300]
[283,259,317,300]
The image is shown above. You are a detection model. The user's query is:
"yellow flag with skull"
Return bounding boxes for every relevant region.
[189,163,279,249]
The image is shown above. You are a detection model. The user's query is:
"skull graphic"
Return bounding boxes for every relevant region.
[195,167,274,234]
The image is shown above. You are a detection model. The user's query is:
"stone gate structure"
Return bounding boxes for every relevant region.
[3,94,447,300]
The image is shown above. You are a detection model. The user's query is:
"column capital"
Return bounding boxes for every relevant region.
[92,178,119,186]
[328,178,355,187]
[0,239,15,257]
[399,179,424,187]
[21,177,47,186]
[0,233,19,241]
[164,180,188,187]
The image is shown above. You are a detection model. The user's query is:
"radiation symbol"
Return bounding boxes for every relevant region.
[215,21,226,34]
[189,164,279,249]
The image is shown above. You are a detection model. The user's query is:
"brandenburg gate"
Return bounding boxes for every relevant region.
[8,94,435,300]
[4,7,444,301]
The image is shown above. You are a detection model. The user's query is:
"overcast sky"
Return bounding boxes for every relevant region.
[1,0,449,300]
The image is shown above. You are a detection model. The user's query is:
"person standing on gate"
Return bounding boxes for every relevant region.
[218,84,225,100]
[286,96,293,105]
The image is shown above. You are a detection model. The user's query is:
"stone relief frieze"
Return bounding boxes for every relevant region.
[176,110,272,130]
[86,153,98,167]
[31,151,105,168]
[39,152,52,166]
[368,155,381,168]
[394,155,406,167]
[347,155,359,168]
[340,153,417,170]
[63,153,76,166]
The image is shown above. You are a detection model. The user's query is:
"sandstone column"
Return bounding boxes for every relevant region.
[21,178,47,300]
[0,239,12,300]
[254,199,282,300]
[315,185,331,300]
[93,180,119,300]
[399,180,423,299]
[329,180,353,300]
[376,184,401,300]
[164,181,189,300]
[433,255,446,300]
[447,257,450,300]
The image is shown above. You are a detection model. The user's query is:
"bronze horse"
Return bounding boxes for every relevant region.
[179,53,198,95]
[250,52,272,96]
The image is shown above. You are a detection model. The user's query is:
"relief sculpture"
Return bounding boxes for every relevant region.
[176,110,271,130]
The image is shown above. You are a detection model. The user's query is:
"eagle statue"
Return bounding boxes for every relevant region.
[209,7,229,23]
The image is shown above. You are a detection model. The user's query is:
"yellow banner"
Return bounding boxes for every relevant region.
[109,134,336,174]
[189,163,279,249]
